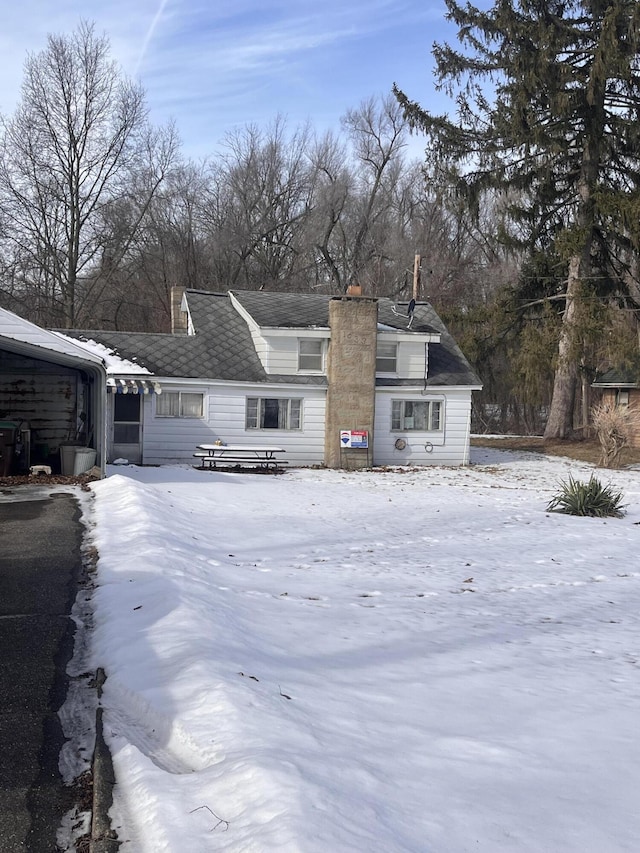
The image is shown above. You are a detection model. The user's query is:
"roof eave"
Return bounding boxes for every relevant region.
[592,381,640,388]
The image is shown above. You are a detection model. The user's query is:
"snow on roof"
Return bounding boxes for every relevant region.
[53,333,151,375]
[0,308,104,366]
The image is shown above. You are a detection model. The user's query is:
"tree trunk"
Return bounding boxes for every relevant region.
[544,255,581,440]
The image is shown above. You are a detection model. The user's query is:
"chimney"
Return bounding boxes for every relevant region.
[324,296,378,470]
[171,287,188,335]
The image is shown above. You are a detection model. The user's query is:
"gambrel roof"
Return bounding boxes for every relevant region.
[224,290,480,387]
[65,295,266,381]
[62,289,481,388]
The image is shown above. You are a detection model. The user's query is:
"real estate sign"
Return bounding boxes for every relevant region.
[340,430,369,448]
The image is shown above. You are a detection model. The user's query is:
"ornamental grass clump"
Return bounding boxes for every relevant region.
[591,402,640,469]
[546,475,626,518]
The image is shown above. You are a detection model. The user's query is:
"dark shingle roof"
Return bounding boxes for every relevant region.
[230,290,330,329]
[64,289,480,388]
[416,312,482,387]
[64,294,268,381]
[230,289,441,335]
[592,368,640,388]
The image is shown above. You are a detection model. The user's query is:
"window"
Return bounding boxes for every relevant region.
[376,341,397,373]
[617,390,630,407]
[156,391,204,418]
[392,399,442,431]
[246,397,302,430]
[298,339,324,371]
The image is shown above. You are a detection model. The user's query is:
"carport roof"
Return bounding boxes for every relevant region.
[0,307,105,371]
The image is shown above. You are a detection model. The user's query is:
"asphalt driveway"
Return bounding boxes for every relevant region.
[0,487,84,852]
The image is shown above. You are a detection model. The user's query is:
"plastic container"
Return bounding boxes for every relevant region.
[0,422,17,476]
[73,447,97,475]
[60,442,81,476]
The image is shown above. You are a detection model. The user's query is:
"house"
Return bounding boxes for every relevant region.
[592,367,640,447]
[0,307,108,475]
[62,289,482,468]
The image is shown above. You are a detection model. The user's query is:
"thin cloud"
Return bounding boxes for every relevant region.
[0,1,158,111]
[159,0,428,74]
[0,0,447,158]
[134,0,172,76]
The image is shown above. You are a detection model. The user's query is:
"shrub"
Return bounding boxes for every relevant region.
[546,474,626,518]
[591,401,640,469]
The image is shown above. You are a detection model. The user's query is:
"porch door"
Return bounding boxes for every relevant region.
[112,393,142,464]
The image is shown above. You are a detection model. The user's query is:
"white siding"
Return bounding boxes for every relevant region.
[395,340,429,380]
[373,387,473,466]
[138,385,211,465]
[261,331,328,375]
[249,327,269,370]
[140,381,475,468]
[227,293,271,370]
[264,334,299,374]
[375,336,435,381]
[141,381,326,467]
[259,333,432,380]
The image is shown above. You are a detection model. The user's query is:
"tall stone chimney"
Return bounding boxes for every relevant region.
[324,296,378,469]
[171,286,188,335]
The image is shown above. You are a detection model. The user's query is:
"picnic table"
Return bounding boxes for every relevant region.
[194,444,287,471]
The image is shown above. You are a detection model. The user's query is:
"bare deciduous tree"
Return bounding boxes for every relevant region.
[0,21,178,327]
[340,94,409,293]
[202,118,315,291]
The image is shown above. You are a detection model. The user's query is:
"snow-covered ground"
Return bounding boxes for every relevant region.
[86,448,640,852]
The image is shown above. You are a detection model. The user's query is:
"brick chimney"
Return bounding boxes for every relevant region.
[324,296,378,469]
[171,287,188,335]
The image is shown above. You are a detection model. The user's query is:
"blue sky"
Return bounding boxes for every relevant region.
[0,0,457,160]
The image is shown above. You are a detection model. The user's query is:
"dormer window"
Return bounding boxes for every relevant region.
[298,338,324,372]
[376,341,397,373]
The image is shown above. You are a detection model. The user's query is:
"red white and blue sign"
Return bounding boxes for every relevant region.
[340,430,369,448]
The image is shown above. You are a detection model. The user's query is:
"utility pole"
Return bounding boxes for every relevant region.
[412,254,421,301]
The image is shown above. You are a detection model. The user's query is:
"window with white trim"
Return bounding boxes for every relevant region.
[376,341,397,373]
[156,391,204,418]
[391,399,442,431]
[298,338,324,371]
[246,397,302,430]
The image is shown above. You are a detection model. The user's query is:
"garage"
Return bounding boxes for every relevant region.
[0,308,107,477]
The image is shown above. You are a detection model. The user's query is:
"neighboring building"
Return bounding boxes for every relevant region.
[62,289,482,468]
[592,367,640,448]
[0,307,107,475]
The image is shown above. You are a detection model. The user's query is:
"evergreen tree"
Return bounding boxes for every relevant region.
[395,0,640,438]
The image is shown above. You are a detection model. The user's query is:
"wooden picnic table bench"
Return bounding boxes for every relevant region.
[194,444,287,471]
